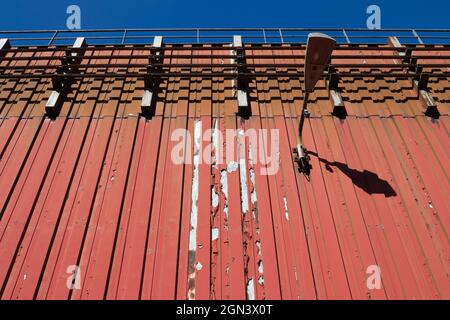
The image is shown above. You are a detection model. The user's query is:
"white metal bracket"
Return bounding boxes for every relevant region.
[45,37,86,118]
[141,36,163,118]
[0,38,10,58]
[388,36,439,118]
[233,35,250,118]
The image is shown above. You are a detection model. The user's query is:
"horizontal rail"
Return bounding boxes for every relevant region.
[1,28,450,46]
[0,45,415,53]
[2,45,450,53]
[1,54,450,62]
[2,28,450,33]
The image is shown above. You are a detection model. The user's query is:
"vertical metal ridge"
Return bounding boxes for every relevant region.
[64,60,124,300]
[7,59,97,299]
[0,43,449,300]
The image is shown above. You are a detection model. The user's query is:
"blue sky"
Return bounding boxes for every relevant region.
[0,0,448,30]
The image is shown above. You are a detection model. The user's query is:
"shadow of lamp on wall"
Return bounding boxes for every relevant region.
[308,151,397,197]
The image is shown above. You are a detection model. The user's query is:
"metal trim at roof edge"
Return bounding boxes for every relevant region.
[0,40,449,300]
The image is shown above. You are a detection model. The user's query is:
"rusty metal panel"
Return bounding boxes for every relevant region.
[0,43,449,301]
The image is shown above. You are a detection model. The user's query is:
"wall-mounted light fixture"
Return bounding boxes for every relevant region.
[294,33,335,175]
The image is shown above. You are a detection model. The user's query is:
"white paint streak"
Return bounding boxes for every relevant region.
[248,143,257,205]
[212,119,220,169]
[255,240,262,256]
[227,161,238,173]
[250,181,257,205]
[221,169,229,219]
[239,159,249,214]
[258,276,264,286]
[211,228,219,241]
[238,129,249,214]
[212,186,219,208]
[189,121,202,251]
[246,279,255,300]
[258,260,264,274]
[283,197,289,221]
[251,145,265,289]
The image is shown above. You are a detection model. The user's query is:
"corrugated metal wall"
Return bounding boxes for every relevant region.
[0,44,449,300]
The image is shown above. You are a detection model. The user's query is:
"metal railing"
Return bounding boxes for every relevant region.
[1,28,450,82]
[1,28,450,46]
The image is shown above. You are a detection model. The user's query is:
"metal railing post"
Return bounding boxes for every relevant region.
[343,29,351,44]
[279,29,284,44]
[121,30,127,45]
[48,31,58,46]
[412,29,424,45]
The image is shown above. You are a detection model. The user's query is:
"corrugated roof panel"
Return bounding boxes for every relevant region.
[0,43,449,300]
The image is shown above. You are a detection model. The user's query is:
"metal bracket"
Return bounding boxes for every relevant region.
[141,36,163,118]
[388,36,439,118]
[303,108,311,118]
[0,38,10,58]
[234,35,251,118]
[293,146,311,177]
[413,73,439,118]
[327,66,346,118]
[45,37,86,118]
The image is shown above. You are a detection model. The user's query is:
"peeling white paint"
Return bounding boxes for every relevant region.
[258,260,264,274]
[246,278,255,300]
[248,144,258,205]
[212,120,220,169]
[211,228,219,241]
[249,171,257,204]
[220,169,229,219]
[255,240,262,256]
[187,121,202,300]
[283,197,290,221]
[212,186,219,208]
[189,120,202,251]
[258,276,264,286]
[227,161,238,173]
[239,159,249,214]
[238,129,249,214]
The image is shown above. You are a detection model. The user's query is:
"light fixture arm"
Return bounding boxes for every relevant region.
[294,33,335,175]
[297,91,310,157]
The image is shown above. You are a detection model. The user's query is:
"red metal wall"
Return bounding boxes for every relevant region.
[0,44,449,300]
